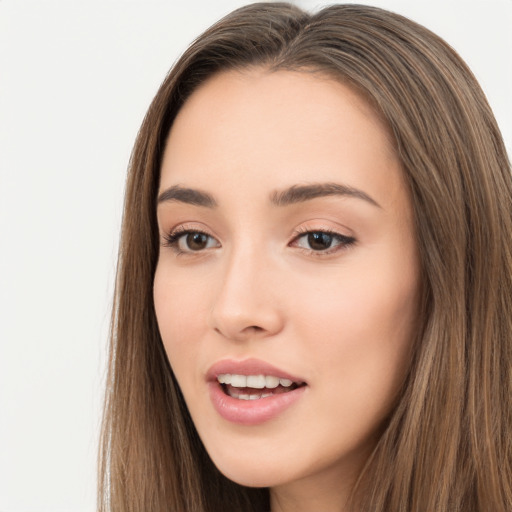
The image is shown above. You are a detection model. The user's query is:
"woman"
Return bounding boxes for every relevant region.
[98,3,512,511]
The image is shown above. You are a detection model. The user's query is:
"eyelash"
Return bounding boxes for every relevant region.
[290,227,356,256]
[162,226,217,255]
[162,226,356,256]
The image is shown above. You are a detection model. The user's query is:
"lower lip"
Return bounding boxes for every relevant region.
[208,382,306,426]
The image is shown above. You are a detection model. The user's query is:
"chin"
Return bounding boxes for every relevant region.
[207,448,294,488]
[217,463,288,488]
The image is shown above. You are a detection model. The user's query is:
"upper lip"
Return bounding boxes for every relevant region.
[206,358,306,384]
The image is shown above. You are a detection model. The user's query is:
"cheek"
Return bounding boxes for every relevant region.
[293,253,418,414]
[153,266,210,380]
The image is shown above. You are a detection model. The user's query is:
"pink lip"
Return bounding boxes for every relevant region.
[207,358,307,426]
[206,358,305,383]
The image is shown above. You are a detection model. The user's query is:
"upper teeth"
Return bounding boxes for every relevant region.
[217,374,294,389]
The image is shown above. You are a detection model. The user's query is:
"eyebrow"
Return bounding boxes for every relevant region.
[270,182,381,208]
[157,182,380,209]
[157,185,217,207]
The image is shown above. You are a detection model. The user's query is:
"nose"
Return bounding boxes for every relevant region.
[209,246,285,342]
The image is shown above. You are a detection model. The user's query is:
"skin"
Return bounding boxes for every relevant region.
[154,69,420,512]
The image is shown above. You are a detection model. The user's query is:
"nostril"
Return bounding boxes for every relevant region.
[241,325,266,336]
[210,298,284,341]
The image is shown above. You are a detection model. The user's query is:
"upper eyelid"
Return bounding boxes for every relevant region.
[164,222,216,237]
[164,226,219,242]
[291,223,354,238]
[161,222,355,245]
[161,226,220,254]
[168,225,209,235]
[163,224,352,237]
[291,229,355,244]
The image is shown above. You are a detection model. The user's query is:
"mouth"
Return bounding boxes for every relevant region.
[207,358,307,425]
[217,373,306,400]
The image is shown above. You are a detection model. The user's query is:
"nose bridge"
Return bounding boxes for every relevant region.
[210,238,283,340]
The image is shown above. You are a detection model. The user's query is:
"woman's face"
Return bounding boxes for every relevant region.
[154,69,420,504]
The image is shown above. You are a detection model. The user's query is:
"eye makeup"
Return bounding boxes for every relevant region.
[161,223,356,259]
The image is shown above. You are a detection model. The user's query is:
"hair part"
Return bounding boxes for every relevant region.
[99,3,512,511]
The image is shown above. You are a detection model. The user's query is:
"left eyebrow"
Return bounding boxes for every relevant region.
[270,182,381,208]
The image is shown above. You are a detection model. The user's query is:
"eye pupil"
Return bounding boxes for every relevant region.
[186,232,208,250]
[308,232,333,250]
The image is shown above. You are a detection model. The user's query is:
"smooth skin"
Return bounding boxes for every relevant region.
[154,69,420,512]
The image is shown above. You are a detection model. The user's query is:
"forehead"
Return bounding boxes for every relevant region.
[160,68,403,207]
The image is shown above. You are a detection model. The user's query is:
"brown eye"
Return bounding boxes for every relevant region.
[293,230,356,254]
[164,229,220,253]
[307,232,334,251]
[186,232,209,251]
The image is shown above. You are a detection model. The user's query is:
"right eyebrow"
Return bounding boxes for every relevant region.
[157,185,217,208]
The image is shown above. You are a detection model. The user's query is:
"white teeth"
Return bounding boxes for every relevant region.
[217,374,228,384]
[247,375,266,389]
[225,388,273,400]
[265,376,280,388]
[230,374,247,387]
[217,373,297,389]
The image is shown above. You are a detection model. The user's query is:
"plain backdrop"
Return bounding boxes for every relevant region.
[0,1,510,511]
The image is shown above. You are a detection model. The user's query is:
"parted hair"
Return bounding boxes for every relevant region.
[98,3,512,511]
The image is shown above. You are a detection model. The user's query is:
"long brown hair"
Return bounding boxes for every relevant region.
[98,3,512,511]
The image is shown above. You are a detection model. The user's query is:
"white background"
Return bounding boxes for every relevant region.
[0,1,510,511]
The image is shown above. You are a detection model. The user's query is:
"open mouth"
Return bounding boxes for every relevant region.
[208,362,308,424]
[217,373,306,400]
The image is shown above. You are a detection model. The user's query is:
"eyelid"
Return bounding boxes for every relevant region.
[161,221,216,241]
[161,223,221,254]
[289,224,356,256]
[159,221,356,256]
